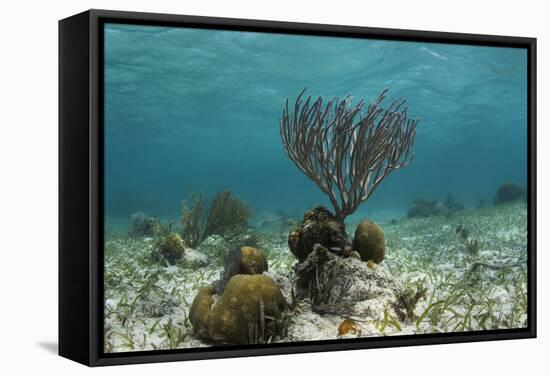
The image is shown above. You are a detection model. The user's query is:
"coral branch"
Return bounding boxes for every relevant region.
[280,88,418,221]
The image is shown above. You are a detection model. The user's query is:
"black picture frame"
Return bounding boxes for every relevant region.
[59,9,537,367]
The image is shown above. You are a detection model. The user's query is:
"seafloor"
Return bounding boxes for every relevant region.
[103,201,527,352]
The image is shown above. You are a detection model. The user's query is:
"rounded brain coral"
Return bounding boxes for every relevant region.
[189,274,286,345]
[353,219,385,264]
[239,246,268,275]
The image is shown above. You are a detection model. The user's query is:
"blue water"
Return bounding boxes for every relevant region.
[104,23,527,222]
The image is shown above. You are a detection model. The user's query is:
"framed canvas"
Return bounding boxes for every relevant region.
[59,9,536,366]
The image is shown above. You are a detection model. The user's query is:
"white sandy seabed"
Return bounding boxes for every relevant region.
[103,201,528,353]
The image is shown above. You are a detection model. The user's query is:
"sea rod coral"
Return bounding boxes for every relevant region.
[280,88,418,222]
[280,88,418,263]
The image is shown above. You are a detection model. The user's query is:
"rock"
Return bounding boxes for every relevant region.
[294,244,398,314]
[199,235,230,256]
[493,182,524,205]
[353,219,385,263]
[201,234,226,247]
[288,206,351,262]
[349,251,361,260]
[406,198,446,218]
[264,271,293,305]
[213,245,269,293]
[189,275,286,345]
[280,305,342,342]
[183,248,209,267]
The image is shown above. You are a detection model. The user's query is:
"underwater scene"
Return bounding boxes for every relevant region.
[103,23,528,353]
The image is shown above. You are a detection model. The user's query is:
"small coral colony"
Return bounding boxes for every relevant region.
[104,88,528,352]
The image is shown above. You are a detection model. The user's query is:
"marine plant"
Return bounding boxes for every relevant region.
[181,190,252,247]
[465,238,480,257]
[376,309,402,334]
[394,283,428,322]
[310,266,354,315]
[280,88,418,222]
[161,318,188,349]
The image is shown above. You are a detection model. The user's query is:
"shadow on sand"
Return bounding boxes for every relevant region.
[37,341,58,354]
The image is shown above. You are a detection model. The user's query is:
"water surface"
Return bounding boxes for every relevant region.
[104,24,527,222]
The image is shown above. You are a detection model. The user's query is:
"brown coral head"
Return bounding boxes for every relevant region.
[188,285,214,337]
[353,219,385,264]
[204,274,286,345]
[239,246,268,274]
[303,206,336,222]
